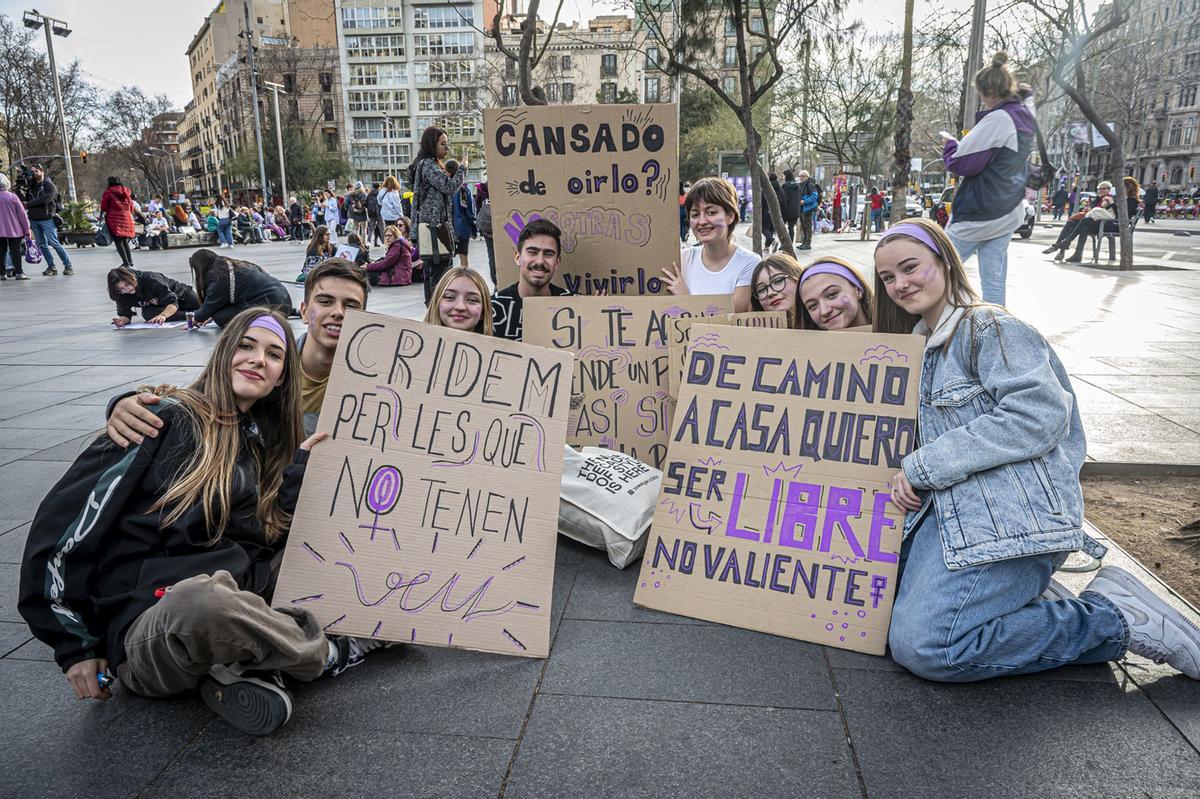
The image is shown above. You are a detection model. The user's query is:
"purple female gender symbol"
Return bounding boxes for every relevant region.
[367,466,402,514]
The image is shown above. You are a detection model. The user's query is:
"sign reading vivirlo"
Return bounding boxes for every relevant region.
[273,311,572,658]
[483,103,679,295]
[633,326,923,655]
[523,295,731,471]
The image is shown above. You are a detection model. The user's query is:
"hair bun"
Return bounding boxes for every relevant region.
[991,51,1009,67]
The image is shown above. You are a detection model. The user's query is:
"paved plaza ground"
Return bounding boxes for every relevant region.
[1,227,1198,797]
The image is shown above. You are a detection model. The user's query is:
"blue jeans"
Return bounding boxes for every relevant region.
[948,231,1009,306]
[871,208,883,232]
[888,512,1128,682]
[31,218,71,267]
[217,217,234,246]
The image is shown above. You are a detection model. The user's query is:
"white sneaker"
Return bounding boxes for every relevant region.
[1084,565,1200,679]
[324,635,393,677]
[199,664,293,735]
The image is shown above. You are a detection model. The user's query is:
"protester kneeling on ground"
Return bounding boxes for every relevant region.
[108,259,369,443]
[795,257,873,330]
[661,177,759,312]
[872,217,1200,682]
[19,308,390,737]
[190,249,294,328]
[108,266,201,327]
[424,266,493,335]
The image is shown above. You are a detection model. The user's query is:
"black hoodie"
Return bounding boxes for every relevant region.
[19,398,307,672]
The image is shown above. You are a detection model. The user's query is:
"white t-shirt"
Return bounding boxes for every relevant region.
[680,244,759,296]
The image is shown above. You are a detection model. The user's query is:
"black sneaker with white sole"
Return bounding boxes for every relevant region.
[199,664,293,736]
[324,635,393,677]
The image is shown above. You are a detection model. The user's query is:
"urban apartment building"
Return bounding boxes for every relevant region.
[333,0,496,184]
[486,13,655,108]
[181,0,349,200]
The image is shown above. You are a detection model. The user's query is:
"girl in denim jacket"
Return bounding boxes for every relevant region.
[872,217,1199,682]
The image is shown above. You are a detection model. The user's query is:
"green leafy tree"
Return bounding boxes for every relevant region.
[227,125,353,196]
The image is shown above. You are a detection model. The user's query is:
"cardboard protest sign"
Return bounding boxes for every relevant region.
[633,326,923,655]
[523,295,731,470]
[274,310,572,658]
[483,103,679,295]
[666,312,788,403]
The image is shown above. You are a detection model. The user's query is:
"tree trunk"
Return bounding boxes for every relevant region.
[741,112,763,254]
[890,0,915,224]
[752,152,794,256]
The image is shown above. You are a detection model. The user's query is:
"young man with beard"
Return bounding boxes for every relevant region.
[490,219,574,341]
[105,260,369,442]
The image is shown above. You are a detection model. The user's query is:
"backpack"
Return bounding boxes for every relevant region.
[477,198,492,237]
[350,194,365,216]
[1024,117,1056,191]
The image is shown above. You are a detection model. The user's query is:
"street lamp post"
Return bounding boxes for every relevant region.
[381,112,395,180]
[241,0,270,204]
[23,9,76,202]
[263,81,289,204]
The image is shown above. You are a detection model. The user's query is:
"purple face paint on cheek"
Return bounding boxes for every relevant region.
[920,265,938,282]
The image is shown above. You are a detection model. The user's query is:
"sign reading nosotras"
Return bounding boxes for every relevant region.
[483,103,679,296]
[273,311,572,658]
[523,295,732,471]
[633,326,924,655]
[666,312,789,403]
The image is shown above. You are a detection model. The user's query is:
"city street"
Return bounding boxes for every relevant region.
[0,235,1197,797]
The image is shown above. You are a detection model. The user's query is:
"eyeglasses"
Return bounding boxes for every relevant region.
[752,273,791,300]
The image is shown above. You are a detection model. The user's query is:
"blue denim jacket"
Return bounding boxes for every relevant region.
[901,305,1106,569]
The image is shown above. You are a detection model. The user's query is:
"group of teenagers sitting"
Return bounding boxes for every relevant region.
[21,175,1199,740]
[301,217,420,288]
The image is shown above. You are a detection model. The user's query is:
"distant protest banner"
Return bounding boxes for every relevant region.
[483,103,679,295]
[523,295,731,470]
[666,311,788,403]
[274,311,572,658]
[633,326,923,655]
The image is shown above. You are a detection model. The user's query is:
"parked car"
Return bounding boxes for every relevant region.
[904,195,923,217]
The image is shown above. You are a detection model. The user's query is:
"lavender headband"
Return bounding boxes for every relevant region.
[248,314,288,344]
[876,222,943,259]
[799,262,864,292]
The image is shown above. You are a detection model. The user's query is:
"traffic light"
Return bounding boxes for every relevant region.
[79,150,87,164]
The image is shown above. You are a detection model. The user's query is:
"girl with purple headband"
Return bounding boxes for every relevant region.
[20,307,388,737]
[795,256,873,331]
[873,217,1200,684]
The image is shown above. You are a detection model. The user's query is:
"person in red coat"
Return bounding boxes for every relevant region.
[100,176,137,267]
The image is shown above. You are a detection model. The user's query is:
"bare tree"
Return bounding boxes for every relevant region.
[640,0,826,255]
[92,87,178,199]
[488,0,567,106]
[1020,0,1135,268]
[890,0,916,223]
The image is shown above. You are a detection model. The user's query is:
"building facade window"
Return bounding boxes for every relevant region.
[562,82,574,102]
[353,117,410,140]
[340,6,403,29]
[645,76,660,102]
[324,130,340,151]
[320,72,333,92]
[348,63,408,86]
[322,98,335,121]
[546,82,559,102]
[347,89,408,113]
[345,34,405,58]
[646,47,660,69]
[1183,85,1198,107]
[601,53,617,76]
[418,88,468,113]
[561,54,572,70]
[413,60,475,84]
[723,75,736,94]
[416,115,477,138]
[412,6,475,28]
[601,82,616,103]
[725,45,737,66]
[503,84,518,105]
[412,32,475,56]
[1170,121,1182,146]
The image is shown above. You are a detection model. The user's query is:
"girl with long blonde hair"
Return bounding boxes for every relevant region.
[423,266,494,336]
[872,217,1200,684]
[20,307,385,738]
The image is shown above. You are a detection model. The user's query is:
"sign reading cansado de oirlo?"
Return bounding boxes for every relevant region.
[273,310,572,658]
[483,103,679,295]
[523,295,732,472]
[634,326,924,655]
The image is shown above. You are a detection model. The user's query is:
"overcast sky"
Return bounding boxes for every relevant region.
[0,0,943,109]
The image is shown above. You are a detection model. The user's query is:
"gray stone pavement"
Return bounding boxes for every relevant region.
[0,234,1198,797]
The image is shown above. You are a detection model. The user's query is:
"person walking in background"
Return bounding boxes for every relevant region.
[100,177,137,268]
[476,181,496,285]
[941,52,1034,305]
[24,164,72,276]
[1052,184,1069,220]
[408,125,468,304]
[0,173,31,280]
[288,196,304,241]
[797,169,822,250]
[366,182,384,244]
[1068,187,1077,215]
[1143,181,1159,224]
[780,170,801,243]
[213,197,234,248]
[347,182,369,240]
[379,175,403,230]
[448,160,476,270]
[323,192,340,246]
[869,187,885,232]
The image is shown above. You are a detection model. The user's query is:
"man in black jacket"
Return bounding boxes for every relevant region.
[25,164,73,276]
[780,169,802,244]
[1143,182,1159,224]
[366,182,383,244]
